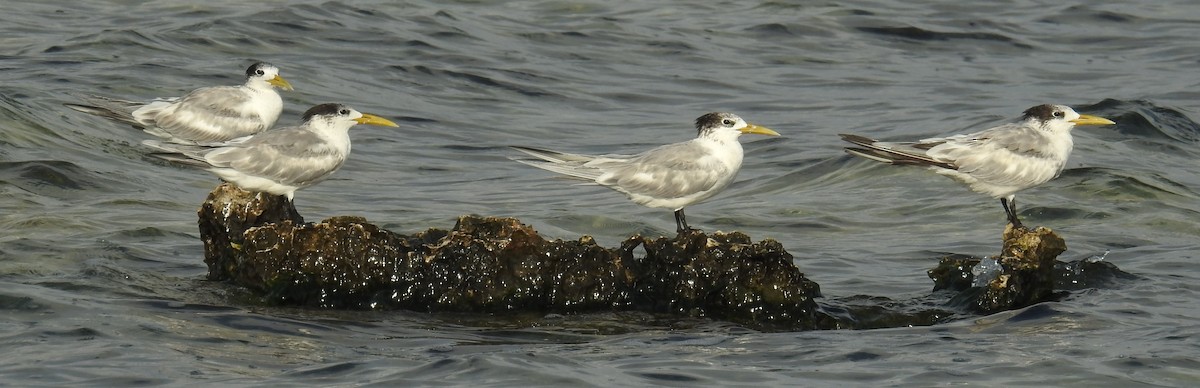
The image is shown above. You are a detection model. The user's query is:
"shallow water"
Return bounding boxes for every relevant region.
[3,0,1200,386]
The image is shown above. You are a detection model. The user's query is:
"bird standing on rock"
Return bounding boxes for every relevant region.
[512,112,780,233]
[143,103,398,201]
[840,104,1115,228]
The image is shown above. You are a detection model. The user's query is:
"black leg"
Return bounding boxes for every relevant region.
[1000,197,1023,229]
[674,208,689,233]
[282,195,304,223]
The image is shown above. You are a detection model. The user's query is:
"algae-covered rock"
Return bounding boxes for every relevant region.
[1055,257,1140,290]
[197,185,1132,331]
[621,231,825,330]
[927,225,1134,314]
[926,225,1064,314]
[971,225,1067,313]
[198,183,303,281]
[198,186,830,330]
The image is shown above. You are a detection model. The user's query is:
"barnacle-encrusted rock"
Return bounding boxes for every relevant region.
[928,224,1134,314]
[197,183,830,330]
[197,184,1131,331]
[198,183,302,281]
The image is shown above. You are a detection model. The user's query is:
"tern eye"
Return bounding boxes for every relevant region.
[339,109,350,115]
[1053,111,1065,118]
[721,119,735,126]
[255,69,265,76]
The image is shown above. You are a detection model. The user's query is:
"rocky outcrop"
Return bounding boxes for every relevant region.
[196,183,1131,331]
[197,183,830,331]
[928,224,1134,314]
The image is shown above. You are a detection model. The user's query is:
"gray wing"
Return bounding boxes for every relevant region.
[141,86,270,142]
[926,123,1062,185]
[207,129,345,186]
[935,123,1057,159]
[148,128,345,186]
[595,141,730,199]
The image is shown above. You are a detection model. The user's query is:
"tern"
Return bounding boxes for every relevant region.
[65,62,294,144]
[840,104,1115,228]
[143,103,398,200]
[512,112,780,233]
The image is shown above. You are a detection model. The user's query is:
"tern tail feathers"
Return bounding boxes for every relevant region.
[509,158,603,181]
[839,133,957,170]
[509,146,596,163]
[838,133,877,148]
[64,95,145,128]
[142,140,212,167]
[509,146,604,181]
[147,152,211,168]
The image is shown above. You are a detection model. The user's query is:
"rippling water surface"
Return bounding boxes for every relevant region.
[3,0,1200,386]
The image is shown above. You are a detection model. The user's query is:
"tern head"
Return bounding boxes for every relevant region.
[245,62,294,91]
[301,103,399,133]
[694,112,780,139]
[1021,104,1115,133]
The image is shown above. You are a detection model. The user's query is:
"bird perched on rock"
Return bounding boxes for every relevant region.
[65,62,294,144]
[840,104,1115,228]
[143,103,398,200]
[512,112,780,233]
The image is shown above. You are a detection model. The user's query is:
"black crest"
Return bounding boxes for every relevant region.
[302,103,350,122]
[694,112,729,134]
[1021,104,1059,122]
[245,62,270,77]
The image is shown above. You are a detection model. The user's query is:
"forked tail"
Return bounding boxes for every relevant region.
[839,133,956,170]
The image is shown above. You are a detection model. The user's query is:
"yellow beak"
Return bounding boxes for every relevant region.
[268,75,294,91]
[354,113,400,127]
[739,123,781,136]
[1071,114,1115,126]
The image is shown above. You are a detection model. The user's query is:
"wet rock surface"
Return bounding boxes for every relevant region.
[198,183,303,281]
[928,224,1137,315]
[197,184,1132,331]
[198,184,831,330]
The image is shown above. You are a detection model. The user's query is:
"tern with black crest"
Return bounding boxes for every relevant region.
[143,103,398,200]
[65,62,294,144]
[512,112,780,233]
[840,104,1115,228]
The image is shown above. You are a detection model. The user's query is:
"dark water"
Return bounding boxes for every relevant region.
[2,0,1199,386]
